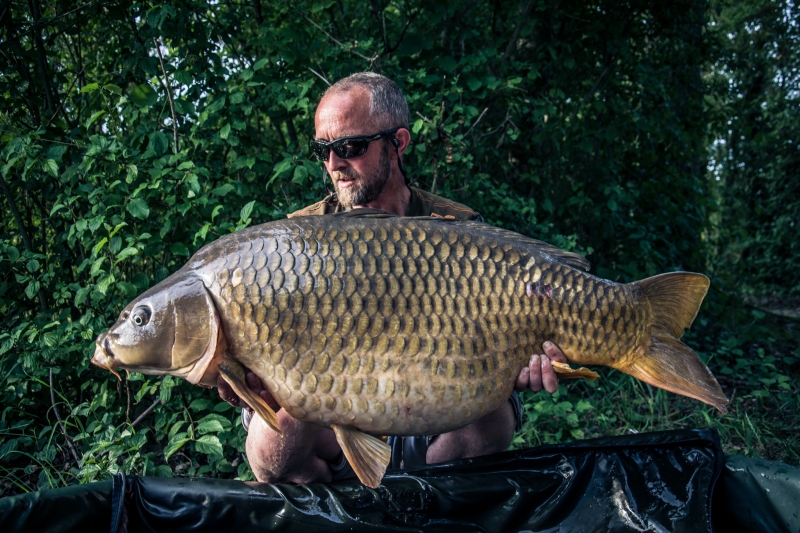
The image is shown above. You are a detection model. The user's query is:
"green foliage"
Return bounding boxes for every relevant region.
[706,0,800,298]
[0,0,797,497]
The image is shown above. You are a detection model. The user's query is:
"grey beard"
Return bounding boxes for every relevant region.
[335,144,391,209]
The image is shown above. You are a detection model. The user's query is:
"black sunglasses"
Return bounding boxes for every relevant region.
[311,128,401,162]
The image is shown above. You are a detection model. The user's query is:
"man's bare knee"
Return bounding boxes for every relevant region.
[245,410,341,484]
[426,401,516,465]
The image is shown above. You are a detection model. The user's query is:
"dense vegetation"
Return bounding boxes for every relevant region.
[1,0,798,496]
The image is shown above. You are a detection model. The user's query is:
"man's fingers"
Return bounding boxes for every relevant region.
[217,374,241,406]
[246,371,263,393]
[515,366,530,392]
[528,354,543,392]
[543,341,568,364]
[540,355,559,394]
[259,389,281,411]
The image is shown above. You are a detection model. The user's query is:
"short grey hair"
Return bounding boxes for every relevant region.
[323,72,410,130]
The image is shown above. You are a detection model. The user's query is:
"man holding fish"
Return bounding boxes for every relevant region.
[219,72,570,484]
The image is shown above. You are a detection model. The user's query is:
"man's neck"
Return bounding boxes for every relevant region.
[355,172,411,216]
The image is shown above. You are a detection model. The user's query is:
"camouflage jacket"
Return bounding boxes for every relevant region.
[287,186,483,221]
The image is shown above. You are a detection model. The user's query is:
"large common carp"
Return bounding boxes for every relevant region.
[92,210,728,487]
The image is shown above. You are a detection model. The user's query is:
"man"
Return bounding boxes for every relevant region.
[220,72,568,484]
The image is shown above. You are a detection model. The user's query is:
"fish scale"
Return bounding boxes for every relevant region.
[93,210,728,488]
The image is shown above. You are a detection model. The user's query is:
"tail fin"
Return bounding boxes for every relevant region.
[621,273,729,413]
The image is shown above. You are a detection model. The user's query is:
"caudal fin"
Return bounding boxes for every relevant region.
[621,273,729,413]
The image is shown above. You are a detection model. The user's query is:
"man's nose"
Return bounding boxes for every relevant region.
[326,150,348,173]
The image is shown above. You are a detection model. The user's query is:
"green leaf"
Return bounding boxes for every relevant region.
[164,435,191,460]
[220,124,231,140]
[50,203,65,216]
[26,259,40,272]
[81,83,100,93]
[24,281,40,300]
[130,83,158,107]
[189,399,213,411]
[75,287,91,307]
[126,164,138,183]
[116,247,139,260]
[173,70,193,85]
[0,338,13,355]
[210,184,235,197]
[267,159,293,189]
[177,161,194,171]
[240,200,255,222]
[173,98,195,114]
[104,84,123,95]
[253,58,269,71]
[90,257,105,275]
[97,274,115,294]
[116,281,137,296]
[196,420,225,434]
[85,110,106,129]
[233,156,256,170]
[170,242,190,257]
[6,246,20,262]
[292,165,309,184]
[148,131,169,156]
[206,96,226,113]
[42,159,59,177]
[195,435,223,456]
[127,198,150,219]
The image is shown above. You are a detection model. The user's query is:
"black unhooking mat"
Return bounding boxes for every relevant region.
[1,429,798,532]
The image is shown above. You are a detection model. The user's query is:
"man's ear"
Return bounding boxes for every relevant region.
[394,128,411,158]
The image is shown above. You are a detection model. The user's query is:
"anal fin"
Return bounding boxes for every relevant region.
[331,424,391,489]
[218,360,281,435]
[552,361,600,381]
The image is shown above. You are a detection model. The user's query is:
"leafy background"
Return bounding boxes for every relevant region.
[1,0,798,496]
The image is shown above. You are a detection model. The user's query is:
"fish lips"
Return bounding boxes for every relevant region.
[91,333,122,380]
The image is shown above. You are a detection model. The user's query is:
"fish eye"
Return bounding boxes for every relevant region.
[131,307,151,327]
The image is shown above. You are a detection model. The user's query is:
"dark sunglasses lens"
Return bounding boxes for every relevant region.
[332,139,369,159]
[311,142,330,161]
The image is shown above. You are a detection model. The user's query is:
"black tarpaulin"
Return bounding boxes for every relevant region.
[1,429,796,533]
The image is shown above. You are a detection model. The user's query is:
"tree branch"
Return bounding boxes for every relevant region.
[29,0,58,116]
[501,0,536,65]
[300,11,377,64]
[308,67,331,86]
[153,37,179,154]
[44,64,86,129]
[131,398,163,429]
[50,368,81,465]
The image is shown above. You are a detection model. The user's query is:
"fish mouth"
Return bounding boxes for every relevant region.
[91,335,122,381]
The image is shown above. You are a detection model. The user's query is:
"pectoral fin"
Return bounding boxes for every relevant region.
[218,360,281,435]
[551,361,600,381]
[331,424,391,489]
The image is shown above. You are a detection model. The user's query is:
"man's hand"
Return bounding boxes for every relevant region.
[514,341,568,394]
[217,370,280,412]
